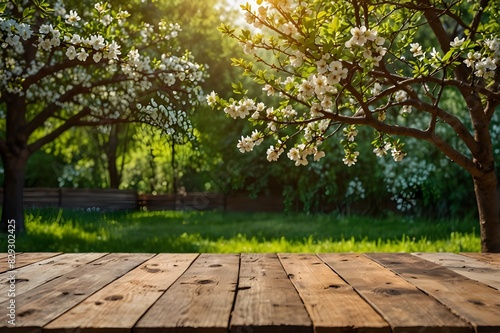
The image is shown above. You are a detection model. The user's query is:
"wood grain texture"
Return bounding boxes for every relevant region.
[135,253,239,333]
[278,253,389,333]
[462,253,500,267]
[320,253,471,333]
[44,253,199,333]
[0,252,61,273]
[413,252,500,290]
[0,253,152,333]
[368,252,500,333]
[230,253,312,333]
[1,253,499,333]
[0,253,106,303]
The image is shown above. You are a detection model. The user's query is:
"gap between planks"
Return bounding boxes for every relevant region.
[135,253,239,333]
[0,253,154,332]
[320,253,472,333]
[45,253,200,332]
[412,252,500,290]
[278,253,389,333]
[368,252,500,333]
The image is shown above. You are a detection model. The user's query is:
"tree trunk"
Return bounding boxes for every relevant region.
[473,170,500,253]
[0,151,29,233]
[107,125,120,189]
[1,93,29,234]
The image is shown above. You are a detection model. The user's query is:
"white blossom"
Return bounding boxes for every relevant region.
[89,34,105,50]
[93,52,103,63]
[450,36,465,48]
[371,82,382,95]
[395,90,408,103]
[343,151,359,166]
[410,43,423,57]
[391,148,407,162]
[65,10,81,25]
[66,45,77,60]
[262,84,275,96]
[17,24,33,40]
[77,48,89,61]
[206,91,217,106]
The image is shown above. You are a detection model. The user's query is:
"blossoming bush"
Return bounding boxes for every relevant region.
[208,0,500,252]
[0,0,206,232]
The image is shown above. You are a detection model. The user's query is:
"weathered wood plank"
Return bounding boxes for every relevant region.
[462,253,500,267]
[0,253,152,333]
[0,253,106,303]
[413,252,500,290]
[368,252,500,333]
[1,253,498,332]
[135,253,239,333]
[230,253,312,333]
[44,253,199,333]
[0,252,61,273]
[320,253,471,333]
[278,253,389,333]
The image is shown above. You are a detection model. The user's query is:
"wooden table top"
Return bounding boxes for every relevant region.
[1,252,500,332]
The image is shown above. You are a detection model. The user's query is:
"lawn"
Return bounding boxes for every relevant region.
[1,208,480,253]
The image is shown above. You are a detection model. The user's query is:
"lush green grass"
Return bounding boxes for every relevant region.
[1,209,480,253]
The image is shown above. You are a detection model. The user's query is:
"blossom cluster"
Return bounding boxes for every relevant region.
[1,1,206,141]
[286,144,326,166]
[210,0,500,172]
[462,37,499,79]
[244,0,299,29]
[345,177,366,200]
[463,50,497,79]
[345,26,386,66]
[208,0,413,167]
[237,129,264,153]
[410,36,499,79]
[64,33,121,63]
[207,92,327,166]
[382,156,436,212]
[1,19,33,52]
[373,143,407,162]
[294,57,348,117]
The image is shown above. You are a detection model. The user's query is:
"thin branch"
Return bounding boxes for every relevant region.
[28,107,92,153]
[469,0,490,40]
[24,73,129,136]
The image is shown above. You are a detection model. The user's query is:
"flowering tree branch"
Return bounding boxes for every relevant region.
[208,0,498,170]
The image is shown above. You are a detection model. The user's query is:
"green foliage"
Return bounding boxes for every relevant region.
[204,0,500,244]
[2,0,497,234]
[1,209,479,253]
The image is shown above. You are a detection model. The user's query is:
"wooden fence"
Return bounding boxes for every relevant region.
[138,192,284,212]
[0,188,137,210]
[0,188,284,212]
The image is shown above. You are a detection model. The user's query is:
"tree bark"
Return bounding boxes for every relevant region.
[1,93,29,234]
[0,151,29,233]
[107,125,120,189]
[473,170,500,253]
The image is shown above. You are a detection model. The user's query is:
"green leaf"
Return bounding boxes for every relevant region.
[241,29,251,39]
[317,11,327,19]
[231,82,247,95]
[217,24,235,34]
[22,7,36,19]
[442,50,454,63]
[329,16,340,33]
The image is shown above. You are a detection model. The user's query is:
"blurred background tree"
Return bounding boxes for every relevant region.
[0,0,206,231]
[2,0,494,234]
